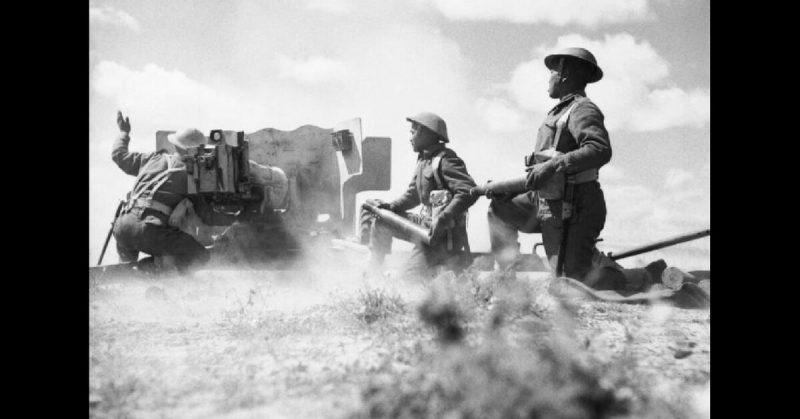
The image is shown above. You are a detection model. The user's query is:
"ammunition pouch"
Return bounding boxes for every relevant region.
[426,189,468,251]
[428,189,452,216]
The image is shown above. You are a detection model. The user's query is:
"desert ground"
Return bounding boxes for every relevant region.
[89,252,710,419]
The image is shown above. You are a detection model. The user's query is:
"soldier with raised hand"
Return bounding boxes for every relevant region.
[487,48,616,286]
[361,112,478,279]
[110,111,213,274]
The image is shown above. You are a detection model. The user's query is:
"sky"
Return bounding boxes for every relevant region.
[89,0,710,269]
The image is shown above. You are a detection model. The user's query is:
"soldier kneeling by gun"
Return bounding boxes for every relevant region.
[473,48,667,291]
[360,112,478,279]
[110,111,287,274]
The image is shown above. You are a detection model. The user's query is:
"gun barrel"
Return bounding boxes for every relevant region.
[470,176,528,197]
[608,229,710,261]
[362,203,431,246]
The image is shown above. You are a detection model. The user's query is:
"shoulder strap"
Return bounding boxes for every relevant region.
[553,102,579,150]
[127,154,184,208]
[430,148,448,190]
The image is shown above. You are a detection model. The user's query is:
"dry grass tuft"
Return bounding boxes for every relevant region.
[352,334,628,419]
[353,288,407,325]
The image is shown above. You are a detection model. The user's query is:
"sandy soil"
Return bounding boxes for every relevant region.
[89,257,710,419]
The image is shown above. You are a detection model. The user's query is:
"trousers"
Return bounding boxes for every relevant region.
[112,207,209,273]
[488,181,606,281]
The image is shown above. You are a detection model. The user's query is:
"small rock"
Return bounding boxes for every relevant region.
[674,349,693,359]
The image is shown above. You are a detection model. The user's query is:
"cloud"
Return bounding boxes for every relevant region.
[474,97,529,133]
[89,5,141,31]
[601,166,709,251]
[664,168,693,189]
[91,61,251,131]
[487,33,710,133]
[276,54,352,85]
[430,0,653,27]
[600,163,625,182]
[303,0,352,15]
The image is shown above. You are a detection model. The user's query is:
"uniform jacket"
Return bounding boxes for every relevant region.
[534,91,611,175]
[112,133,188,209]
[390,144,477,221]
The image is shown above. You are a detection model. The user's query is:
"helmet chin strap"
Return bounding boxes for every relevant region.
[557,57,568,82]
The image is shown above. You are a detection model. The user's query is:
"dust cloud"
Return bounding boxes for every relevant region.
[91,250,429,326]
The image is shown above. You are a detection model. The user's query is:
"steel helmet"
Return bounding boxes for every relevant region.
[167,128,207,149]
[544,47,603,83]
[406,112,449,142]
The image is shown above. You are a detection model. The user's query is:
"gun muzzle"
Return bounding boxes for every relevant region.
[362,202,431,246]
[470,176,528,197]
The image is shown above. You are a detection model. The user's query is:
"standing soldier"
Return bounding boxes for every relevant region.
[487,48,616,286]
[360,112,478,279]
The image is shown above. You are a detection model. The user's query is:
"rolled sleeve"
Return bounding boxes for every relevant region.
[112,132,158,176]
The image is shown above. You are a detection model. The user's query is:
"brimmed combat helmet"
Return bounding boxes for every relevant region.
[406,112,449,143]
[168,128,207,149]
[544,47,603,83]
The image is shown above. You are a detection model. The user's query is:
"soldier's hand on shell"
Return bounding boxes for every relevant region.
[525,158,560,190]
[374,200,396,212]
[117,111,131,134]
[487,190,515,201]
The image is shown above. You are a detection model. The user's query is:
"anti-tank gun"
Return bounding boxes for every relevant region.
[91,118,392,278]
[175,129,287,223]
[155,119,392,266]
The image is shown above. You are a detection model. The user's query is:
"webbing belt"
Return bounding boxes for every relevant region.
[124,154,183,213]
[421,205,467,225]
[131,198,173,216]
[567,168,599,184]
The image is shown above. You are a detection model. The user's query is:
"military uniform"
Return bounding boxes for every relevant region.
[111,132,209,272]
[364,143,478,278]
[489,91,611,280]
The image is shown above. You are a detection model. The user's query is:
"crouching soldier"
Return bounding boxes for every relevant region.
[110,111,238,274]
[360,112,478,279]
